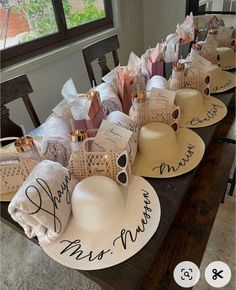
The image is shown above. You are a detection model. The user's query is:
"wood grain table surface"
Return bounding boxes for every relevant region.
[1,89,235,290]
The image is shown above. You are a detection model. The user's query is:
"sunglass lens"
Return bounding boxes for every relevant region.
[204,75,210,84]
[117,154,127,168]
[172,107,179,119]
[171,122,178,132]
[204,87,210,96]
[117,172,127,184]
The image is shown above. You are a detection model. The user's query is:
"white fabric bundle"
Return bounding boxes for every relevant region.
[41,116,71,166]
[8,160,78,245]
[146,75,170,91]
[164,33,180,63]
[106,111,139,164]
[95,82,122,116]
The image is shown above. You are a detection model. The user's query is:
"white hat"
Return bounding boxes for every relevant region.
[42,175,161,270]
[185,54,235,93]
[175,88,227,128]
[216,46,236,70]
[203,63,235,93]
[132,122,205,178]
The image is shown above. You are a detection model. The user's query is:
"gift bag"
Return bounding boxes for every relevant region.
[75,94,105,130]
[116,65,135,114]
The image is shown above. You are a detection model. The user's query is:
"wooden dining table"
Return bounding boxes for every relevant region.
[0,87,235,290]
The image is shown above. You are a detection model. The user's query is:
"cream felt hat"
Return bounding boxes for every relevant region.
[216,46,236,70]
[175,88,227,128]
[132,122,205,178]
[42,175,161,270]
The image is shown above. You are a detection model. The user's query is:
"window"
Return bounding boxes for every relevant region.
[0,0,113,68]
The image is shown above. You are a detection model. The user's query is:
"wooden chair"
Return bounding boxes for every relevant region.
[1,74,41,140]
[82,34,120,86]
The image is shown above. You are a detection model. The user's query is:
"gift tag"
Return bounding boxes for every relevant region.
[92,120,132,153]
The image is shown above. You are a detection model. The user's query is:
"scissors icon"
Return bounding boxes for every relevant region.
[212,268,223,280]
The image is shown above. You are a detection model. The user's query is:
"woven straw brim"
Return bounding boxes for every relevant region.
[42,175,161,270]
[132,128,205,178]
[211,71,235,93]
[218,50,236,71]
[179,96,227,128]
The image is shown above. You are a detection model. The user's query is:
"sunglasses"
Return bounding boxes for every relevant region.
[116,151,129,186]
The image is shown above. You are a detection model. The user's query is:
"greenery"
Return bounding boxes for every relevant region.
[11,0,105,43]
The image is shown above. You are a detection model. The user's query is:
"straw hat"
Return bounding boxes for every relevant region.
[42,175,161,270]
[185,54,235,93]
[132,122,205,178]
[216,46,236,70]
[175,88,227,128]
[205,64,235,93]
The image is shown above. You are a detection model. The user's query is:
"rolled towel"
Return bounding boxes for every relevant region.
[41,116,71,166]
[95,82,122,116]
[106,111,139,165]
[8,160,78,245]
[146,75,170,91]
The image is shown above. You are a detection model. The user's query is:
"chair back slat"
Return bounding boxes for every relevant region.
[83,35,120,86]
[1,74,41,140]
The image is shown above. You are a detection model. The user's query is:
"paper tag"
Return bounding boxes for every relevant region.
[92,120,132,153]
[149,88,176,106]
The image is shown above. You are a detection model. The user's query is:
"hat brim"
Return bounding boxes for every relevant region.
[218,50,236,71]
[132,128,205,178]
[179,96,227,128]
[42,175,161,270]
[211,71,235,93]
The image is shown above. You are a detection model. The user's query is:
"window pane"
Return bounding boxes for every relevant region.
[62,0,105,29]
[0,0,58,50]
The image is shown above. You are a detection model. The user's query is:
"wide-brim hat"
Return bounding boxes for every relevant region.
[42,175,161,270]
[210,70,235,93]
[184,54,235,93]
[132,122,205,178]
[175,88,227,128]
[216,47,236,70]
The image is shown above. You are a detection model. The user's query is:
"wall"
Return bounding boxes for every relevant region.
[143,0,186,50]
[2,0,186,133]
[2,0,144,132]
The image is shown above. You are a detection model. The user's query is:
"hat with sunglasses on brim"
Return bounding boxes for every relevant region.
[175,88,227,128]
[132,122,205,178]
[42,175,161,270]
[216,46,236,71]
[185,54,235,93]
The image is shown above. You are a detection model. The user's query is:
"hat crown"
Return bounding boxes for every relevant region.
[139,122,178,160]
[175,89,204,117]
[72,176,124,231]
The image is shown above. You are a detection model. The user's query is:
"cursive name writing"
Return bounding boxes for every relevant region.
[104,128,122,138]
[25,171,72,233]
[60,239,111,261]
[187,104,223,126]
[152,144,195,174]
[112,190,152,249]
